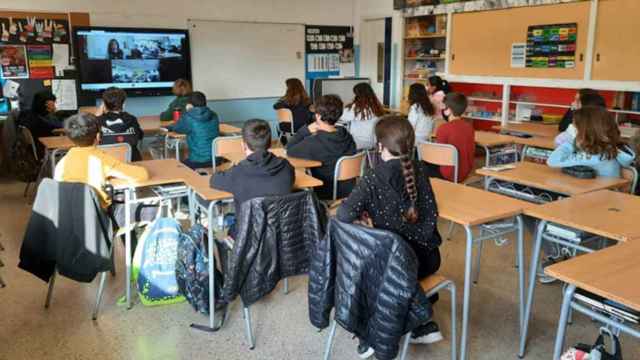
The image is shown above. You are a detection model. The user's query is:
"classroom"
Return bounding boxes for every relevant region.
[0,0,639,359]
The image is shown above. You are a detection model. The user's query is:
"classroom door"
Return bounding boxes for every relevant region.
[360,18,391,105]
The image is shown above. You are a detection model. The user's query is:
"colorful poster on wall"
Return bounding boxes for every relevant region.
[0,45,29,78]
[305,25,353,80]
[526,23,577,69]
[0,17,69,45]
[27,45,53,79]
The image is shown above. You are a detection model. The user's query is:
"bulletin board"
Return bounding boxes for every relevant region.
[305,25,354,81]
[449,1,590,79]
[0,11,89,110]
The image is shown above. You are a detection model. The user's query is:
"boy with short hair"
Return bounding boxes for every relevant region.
[210,119,295,236]
[97,87,144,161]
[286,94,357,200]
[54,113,149,208]
[435,92,475,182]
[168,91,219,170]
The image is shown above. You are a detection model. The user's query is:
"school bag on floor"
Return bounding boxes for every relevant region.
[132,217,186,306]
[175,224,224,315]
[561,328,623,360]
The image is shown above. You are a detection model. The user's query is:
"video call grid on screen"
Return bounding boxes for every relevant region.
[76,29,190,92]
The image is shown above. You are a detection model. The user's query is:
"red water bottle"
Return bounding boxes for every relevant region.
[172,108,181,124]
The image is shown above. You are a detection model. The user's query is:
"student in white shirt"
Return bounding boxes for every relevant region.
[407,83,436,143]
[339,82,385,150]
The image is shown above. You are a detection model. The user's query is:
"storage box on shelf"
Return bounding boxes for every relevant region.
[403,14,447,102]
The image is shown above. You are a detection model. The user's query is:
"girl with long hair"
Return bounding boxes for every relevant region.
[427,76,450,121]
[273,78,313,135]
[337,116,444,357]
[339,82,385,150]
[408,83,436,143]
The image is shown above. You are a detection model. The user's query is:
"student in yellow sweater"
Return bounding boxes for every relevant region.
[54,112,149,207]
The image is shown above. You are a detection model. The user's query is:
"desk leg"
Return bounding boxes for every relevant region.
[164,134,169,159]
[460,225,474,360]
[188,189,196,225]
[124,188,133,310]
[516,215,525,333]
[483,145,490,167]
[518,220,547,358]
[521,145,529,162]
[175,139,181,160]
[552,284,576,359]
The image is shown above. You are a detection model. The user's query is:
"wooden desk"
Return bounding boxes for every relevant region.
[431,178,532,226]
[519,190,640,357]
[474,131,517,147]
[524,190,640,242]
[513,135,556,150]
[221,148,322,169]
[430,178,532,360]
[164,123,241,138]
[110,159,196,189]
[39,136,74,150]
[494,122,560,138]
[477,161,630,196]
[545,243,640,358]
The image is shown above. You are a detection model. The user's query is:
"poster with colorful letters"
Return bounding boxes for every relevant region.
[526,23,577,69]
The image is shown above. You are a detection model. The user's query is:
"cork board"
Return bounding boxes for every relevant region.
[449,1,590,79]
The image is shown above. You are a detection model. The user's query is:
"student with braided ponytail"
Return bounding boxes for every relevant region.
[337,116,443,357]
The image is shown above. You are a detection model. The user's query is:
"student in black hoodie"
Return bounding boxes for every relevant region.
[286,94,357,200]
[97,87,144,161]
[210,118,295,236]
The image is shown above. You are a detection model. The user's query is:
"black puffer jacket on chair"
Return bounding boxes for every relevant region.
[308,218,433,360]
[221,190,327,306]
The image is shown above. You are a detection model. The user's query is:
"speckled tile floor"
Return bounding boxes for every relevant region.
[1,179,638,360]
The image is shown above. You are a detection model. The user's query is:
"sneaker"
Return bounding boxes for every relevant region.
[410,321,444,344]
[538,258,558,284]
[357,339,375,359]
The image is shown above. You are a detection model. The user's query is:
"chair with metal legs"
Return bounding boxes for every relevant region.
[323,274,457,360]
[417,141,459,240]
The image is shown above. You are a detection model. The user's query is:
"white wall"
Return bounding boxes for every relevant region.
[1,0,355,27]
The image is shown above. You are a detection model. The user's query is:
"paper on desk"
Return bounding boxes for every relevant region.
[52,44,71,76]
[52,79,78,110]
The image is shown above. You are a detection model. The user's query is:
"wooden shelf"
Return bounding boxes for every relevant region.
[468,97,503,103]
[405,33,446,40]
[510,100,570,109]
[404,77,429,81]
[464,115,501,122]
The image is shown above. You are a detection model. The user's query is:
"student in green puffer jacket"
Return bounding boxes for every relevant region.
[167,91,220,170]
[160,79,192,121]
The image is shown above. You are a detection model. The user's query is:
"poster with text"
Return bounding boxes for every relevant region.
[526,23,577,69]
[27,45,53,79]
[305,25,353,80]
[0,45,29,78]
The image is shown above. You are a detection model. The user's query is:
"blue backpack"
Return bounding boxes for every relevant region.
[132,217,186,306]
[175,224,224,315]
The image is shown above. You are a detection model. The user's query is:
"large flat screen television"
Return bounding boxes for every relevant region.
[73,27,191,96]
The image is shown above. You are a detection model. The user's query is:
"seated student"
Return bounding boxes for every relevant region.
[210,119,295,237]
[555,91,606,146]
[338,82,385,151]
[548,106,635,177]
[287,95,357,200]
[337,116,443,358]
[97,87,144,161]
[167,91,220,170]
[160,79,192,121]
[21,91,65,157]
[54,113,149,208]
[407,83,436,143]
[427,76,450,121]
[435,93,475,182]
[273,78,314,136]
[558,88,600,132]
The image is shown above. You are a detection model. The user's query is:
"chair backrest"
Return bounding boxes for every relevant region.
[98,143,132,163]
[78,106,99,115]
[18,125,39,161]
[211,135,243,171]
[621,166,638,194]
[417,141,459,183]
[277,109,293,124]
[333,152,366,200]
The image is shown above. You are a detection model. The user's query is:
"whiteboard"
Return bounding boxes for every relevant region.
[188,19,305,100]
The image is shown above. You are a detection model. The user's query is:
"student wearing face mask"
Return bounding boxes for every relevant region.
[434,92,475,182]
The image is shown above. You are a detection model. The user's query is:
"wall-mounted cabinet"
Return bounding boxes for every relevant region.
[592,0,640,81]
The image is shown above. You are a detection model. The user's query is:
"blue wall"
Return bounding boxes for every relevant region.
[116,96,280,132]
